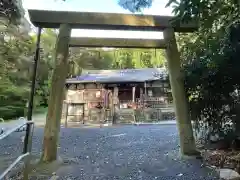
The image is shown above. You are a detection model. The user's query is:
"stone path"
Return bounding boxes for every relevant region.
[0,125,219,180]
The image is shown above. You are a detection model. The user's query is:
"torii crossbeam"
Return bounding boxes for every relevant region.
[69,37,166,48]
[28,9,197,32]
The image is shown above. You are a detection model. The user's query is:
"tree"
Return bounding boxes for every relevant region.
[0,25,60,120]
[0,22,35,119]
[115,49,135,69]
[163,0,240,145]
[177,2,240,141]
[140,50,154,68]
[166,0,240,26]
[68,48,114,76]
[36,29,58,107]
[118,0,153,12]
[0,0,25,24]
[111,48,165,69]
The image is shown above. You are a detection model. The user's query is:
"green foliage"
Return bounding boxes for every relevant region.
[0,79,28,119]
[110,48,165,69]
[1,25,165,120]
[113,49,135,69]
[0,0,25,24]
[69,48,166,75]
[167,0,240,140]
[0,24,33,119]
[166,0,240,30]
[118,0,153,12]
[68,48,115,76]
[36,29,57,106]
[0,27,57,119]
[122,0,240,141]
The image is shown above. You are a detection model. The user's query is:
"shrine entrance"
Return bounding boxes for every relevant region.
[27,9,198,156]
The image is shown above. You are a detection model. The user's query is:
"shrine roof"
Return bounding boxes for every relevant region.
[66,68,168,84]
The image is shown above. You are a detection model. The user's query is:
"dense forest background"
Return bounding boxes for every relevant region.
[0,26,166,120]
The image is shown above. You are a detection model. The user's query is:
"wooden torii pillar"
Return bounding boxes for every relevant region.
[28,9,199,162]
[41,24,71,162]
[163,28,197,156]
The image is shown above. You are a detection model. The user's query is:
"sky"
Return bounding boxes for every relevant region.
[22,0,173,39]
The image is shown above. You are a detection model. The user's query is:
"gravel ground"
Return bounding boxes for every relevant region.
[0,125,219,180]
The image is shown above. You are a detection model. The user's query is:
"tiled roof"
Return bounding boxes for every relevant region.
[66,68,168,84]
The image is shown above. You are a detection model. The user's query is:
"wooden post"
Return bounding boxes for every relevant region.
[112,86,119,124]
[163,28,198,156]
[65,102,69,127]
[63,99,69,128]
[140,88,143,99]
[132,86,136,102]
[41,24,71,162]
[63,86,69,128]
[132,86,136,123]
[144,82,147,97]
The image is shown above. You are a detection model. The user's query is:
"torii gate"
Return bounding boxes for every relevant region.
[26,9,199,160]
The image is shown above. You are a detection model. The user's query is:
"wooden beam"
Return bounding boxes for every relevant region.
[28,9,198,32]
[69,37,166,49]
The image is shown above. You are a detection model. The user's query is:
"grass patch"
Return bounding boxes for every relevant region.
[0,106,48,123]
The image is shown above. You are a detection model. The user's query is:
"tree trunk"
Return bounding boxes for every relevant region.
[163,28,198,156]
[41,24,71,162]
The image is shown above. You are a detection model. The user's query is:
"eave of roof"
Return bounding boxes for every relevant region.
[66,68,168,84]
